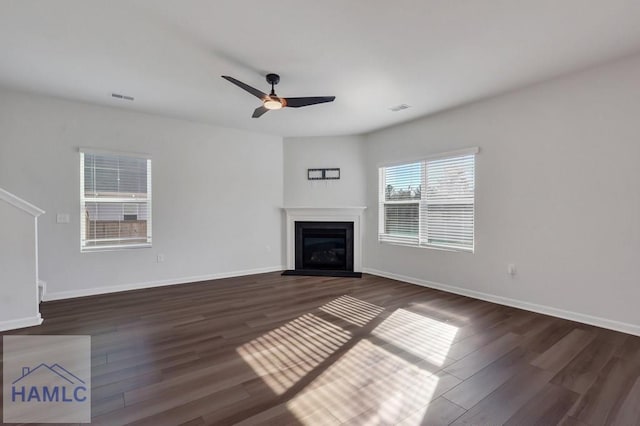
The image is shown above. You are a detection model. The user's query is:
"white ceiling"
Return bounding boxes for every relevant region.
[2,1,640,137]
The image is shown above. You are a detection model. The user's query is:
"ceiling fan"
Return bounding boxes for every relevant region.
[221,73,335,118]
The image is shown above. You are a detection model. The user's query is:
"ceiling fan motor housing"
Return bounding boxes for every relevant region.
[266,73,280,85]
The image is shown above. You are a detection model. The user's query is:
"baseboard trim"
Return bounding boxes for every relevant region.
[44,266,285,302]
[363,267,640,337]
[0,314,43,332]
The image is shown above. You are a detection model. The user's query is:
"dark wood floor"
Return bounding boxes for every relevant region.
[2,272,640,425]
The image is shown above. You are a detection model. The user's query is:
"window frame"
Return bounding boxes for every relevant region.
[79,148,153,252]
[378,147,478,253]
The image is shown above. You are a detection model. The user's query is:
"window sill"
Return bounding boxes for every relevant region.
[81,243,152,253]
[378,238,473,254]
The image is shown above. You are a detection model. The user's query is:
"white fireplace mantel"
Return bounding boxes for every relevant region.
[282,206,366,272]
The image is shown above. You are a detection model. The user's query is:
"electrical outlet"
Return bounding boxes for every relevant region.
[157,254,165,263]
[56,213,70,224]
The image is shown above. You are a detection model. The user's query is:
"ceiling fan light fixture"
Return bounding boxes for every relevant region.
[263,98,283,110]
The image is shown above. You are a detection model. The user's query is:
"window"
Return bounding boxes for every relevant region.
[378,148,477,252]
[80,150,152,251]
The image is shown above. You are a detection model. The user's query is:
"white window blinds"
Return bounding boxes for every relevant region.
[80,151,152,251]
[379,162,421,245]
[379,149,476,252]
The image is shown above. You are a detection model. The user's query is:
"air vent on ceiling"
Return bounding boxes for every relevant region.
[111,93,134,101]
[389,104,410,112]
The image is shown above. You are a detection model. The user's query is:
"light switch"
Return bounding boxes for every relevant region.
[56,213,70,224]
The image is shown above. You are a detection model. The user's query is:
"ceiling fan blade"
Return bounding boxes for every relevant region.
[221,76,267,100]
[284,96,336,108]
[252,106,269,118]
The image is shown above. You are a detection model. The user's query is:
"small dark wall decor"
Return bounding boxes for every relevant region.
[307,168,340,180]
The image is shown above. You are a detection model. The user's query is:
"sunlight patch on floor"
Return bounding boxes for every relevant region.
[409,301,472,324]
[319,295,384,326]
[285,339,441,424]
[372,308,458,367]
[236,313,351,394]
[238,297,459,425]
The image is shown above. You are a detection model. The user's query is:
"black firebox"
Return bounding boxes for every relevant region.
[282,221,361,278]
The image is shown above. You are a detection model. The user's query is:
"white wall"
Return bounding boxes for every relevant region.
[0,88,284,299]
[0,201,39,328]
[363,54,640,331]
[283,136,366,207]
